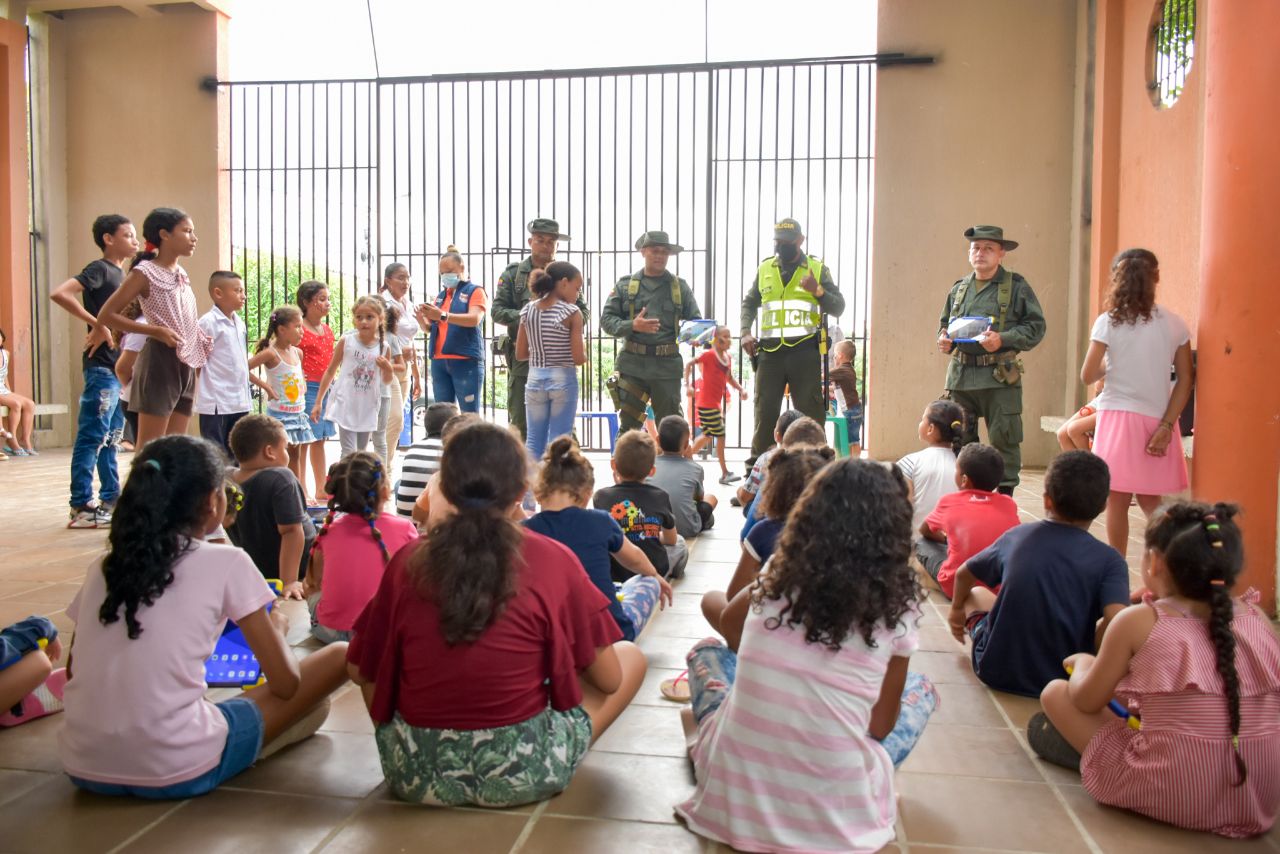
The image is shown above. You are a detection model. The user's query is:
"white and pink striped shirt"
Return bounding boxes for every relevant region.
[135,261,213,369]
[676,595,918,853]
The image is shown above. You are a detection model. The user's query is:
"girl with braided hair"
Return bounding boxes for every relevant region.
[1038,501,1280,837]
[305,451,417,644]
[1081,248,1194,554]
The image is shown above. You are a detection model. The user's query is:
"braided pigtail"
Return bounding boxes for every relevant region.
[317,451,389,562]
[1146,500,1246,785]
[365,458,389,562]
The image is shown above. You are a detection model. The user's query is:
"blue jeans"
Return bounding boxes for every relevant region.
[430,358,483,414]
[69,698,263,799]
[69,367,125,508]
[525,366,579,461]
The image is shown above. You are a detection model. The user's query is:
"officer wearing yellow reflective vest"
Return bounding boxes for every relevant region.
[601,231,700,433]
[740,218,845,463]
[937,225,1046,494]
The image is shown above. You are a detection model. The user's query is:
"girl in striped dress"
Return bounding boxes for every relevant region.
[248,306,314,486]
[1039,501,1280,837]
[87,208,213,449]
[676,459,938,853]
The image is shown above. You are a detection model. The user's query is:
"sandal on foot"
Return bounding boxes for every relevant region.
[1027,712,1082,771]
[660,670,691,703]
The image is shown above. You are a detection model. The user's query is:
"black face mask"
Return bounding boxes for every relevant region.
[776,242,800,263]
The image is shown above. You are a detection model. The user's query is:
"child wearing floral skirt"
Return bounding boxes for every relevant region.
[249,306,314,485]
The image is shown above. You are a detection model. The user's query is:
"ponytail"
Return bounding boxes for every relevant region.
[534,435,594,501]
[99,436,224,638]
[410,423,527,645]
[926,399,967,455]
[129,206,189,271]
[530,260,582,299]
[255,305,301,353]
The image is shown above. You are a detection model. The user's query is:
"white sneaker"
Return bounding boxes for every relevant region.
[94,502,115,526]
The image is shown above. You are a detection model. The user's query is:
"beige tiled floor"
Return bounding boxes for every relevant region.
[1,447,1277,853]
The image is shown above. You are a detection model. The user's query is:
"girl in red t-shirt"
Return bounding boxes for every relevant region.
[346,422,646,808]
[296,281,335,502]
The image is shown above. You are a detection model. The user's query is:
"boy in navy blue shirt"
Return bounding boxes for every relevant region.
[948,451,1130,697]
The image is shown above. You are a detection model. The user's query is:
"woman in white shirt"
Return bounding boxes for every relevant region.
[379,263,422,466]
[1080,248,1194,554]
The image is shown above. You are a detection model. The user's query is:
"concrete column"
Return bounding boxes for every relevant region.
[1193,0,1280,613]
[0,17,30,398]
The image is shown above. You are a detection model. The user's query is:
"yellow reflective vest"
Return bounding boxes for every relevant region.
[758,255,824,348]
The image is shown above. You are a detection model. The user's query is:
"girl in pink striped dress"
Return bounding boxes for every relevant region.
[88,208,213,449]
[1039,501,1280,838]
[676,458,937,854]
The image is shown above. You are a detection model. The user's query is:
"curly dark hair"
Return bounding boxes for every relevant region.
[409,422,528,645]
[756,458,922,651]
[1145,500,1247,785]
[313,451,394,565]
[99,435,224,639]
[534,435,595,502]
[1107,248,1159,325]
[757,445,835,521]
[925,399,966,455]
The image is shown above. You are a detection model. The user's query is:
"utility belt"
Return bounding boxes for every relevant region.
[758,333,819,353]
[606,372,650,422]
[953,350,1016,367]
[623,340,680,357]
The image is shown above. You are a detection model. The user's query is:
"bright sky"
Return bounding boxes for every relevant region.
[228,0,877,80]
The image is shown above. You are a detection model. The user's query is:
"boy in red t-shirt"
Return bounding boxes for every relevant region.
[687,326,747,485]
[918,443,1021,599]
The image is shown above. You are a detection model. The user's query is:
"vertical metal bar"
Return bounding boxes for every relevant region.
[804,64,813,240]
[703,69,714,317]
[283,83,289,300]
[269,85,276,311]
[788,64,797,213]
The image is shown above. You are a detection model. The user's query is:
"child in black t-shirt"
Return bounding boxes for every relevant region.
[593,430,688,580]
[227,414,316,599]
[49,214,138,528]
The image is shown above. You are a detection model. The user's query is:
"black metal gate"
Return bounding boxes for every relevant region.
[224,53,927,448]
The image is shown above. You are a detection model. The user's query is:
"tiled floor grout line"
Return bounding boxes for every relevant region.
[506,798,550,854]
[103,798,191,854]
[307,787,391,853]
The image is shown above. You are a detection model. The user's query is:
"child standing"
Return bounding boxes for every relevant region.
[948,451,1130,696]
[527,436,673,641]
[87,208,214,449]
[113,302,147,454]
[828,338,863,455]
[310,296,393,459]
[515,261,586,461]
[651,415,717,537]
[677,459,937,852]
[49,214,137,523]
[0,328,38,457]
[306,452,417,644]
[918,443,1020,598]
[688,326,746,484]
[1037,502,1280,837]
[249,306,314,483]
[297,281,336,502]
[227,415,316,600]
[196,272,261,461]
[369,303,406,468]
[593,430,688,580]
[1081,248,1194,555]
[346,422,645,807]
[896,399,964,537]
[59,434,349,798]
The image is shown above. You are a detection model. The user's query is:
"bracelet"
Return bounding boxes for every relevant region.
[1158,420,1174,430]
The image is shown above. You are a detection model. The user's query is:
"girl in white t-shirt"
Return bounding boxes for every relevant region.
[60,434,349,798]
[1081,248,1194,554]
[897,399,964,538]
[311,296,393,460]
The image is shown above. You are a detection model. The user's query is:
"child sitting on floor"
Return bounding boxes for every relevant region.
[917,442,1020,599]
[897,399,964,538]
[948,450,1130,697]
[411,412,482,530]
[59,435,349,799]
[1035,501,1280,837]
[701,445,833,637]
[395,402,458,517]
[676,459,937,853]
[741,415,828,539]
[346,422,646,808]
[734,408,805,512]
[593,430,687,580]
[228,414,316,600]
[0,615,66,727]
[306,451,418,644]
[650,415,717,538]
[526,436,673,641]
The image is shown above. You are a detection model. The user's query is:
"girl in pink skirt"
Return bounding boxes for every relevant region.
[1080,248,1194,554]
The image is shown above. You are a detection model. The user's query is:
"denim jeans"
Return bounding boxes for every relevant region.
[430,358,483,414]
[70,367,125,508]
[524,366,578,461]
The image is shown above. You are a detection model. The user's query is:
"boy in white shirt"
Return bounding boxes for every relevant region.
[196,272,270,460]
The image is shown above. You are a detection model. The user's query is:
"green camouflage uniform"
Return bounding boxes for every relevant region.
[601,270,701,433]
[491,257,589,439]
[939,265,1046,490]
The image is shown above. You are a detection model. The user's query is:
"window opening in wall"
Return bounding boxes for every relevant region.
[1149,0,1195,108]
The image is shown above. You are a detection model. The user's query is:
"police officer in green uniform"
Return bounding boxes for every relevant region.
[740,218,845,463]
[491,218,589,439]
[937,225,1046,494]
[601,231,700,433]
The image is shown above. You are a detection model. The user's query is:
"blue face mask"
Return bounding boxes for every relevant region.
[441,272,460,288]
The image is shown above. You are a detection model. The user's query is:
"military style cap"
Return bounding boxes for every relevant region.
[773,218,804,241]
[528,218,570,240]
[964,225,1018,251]
[635,230,684,254]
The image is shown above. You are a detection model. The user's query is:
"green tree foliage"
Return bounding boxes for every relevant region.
[234,249,365,348]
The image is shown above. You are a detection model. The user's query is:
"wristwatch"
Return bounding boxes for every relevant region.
[441,311,450,323]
